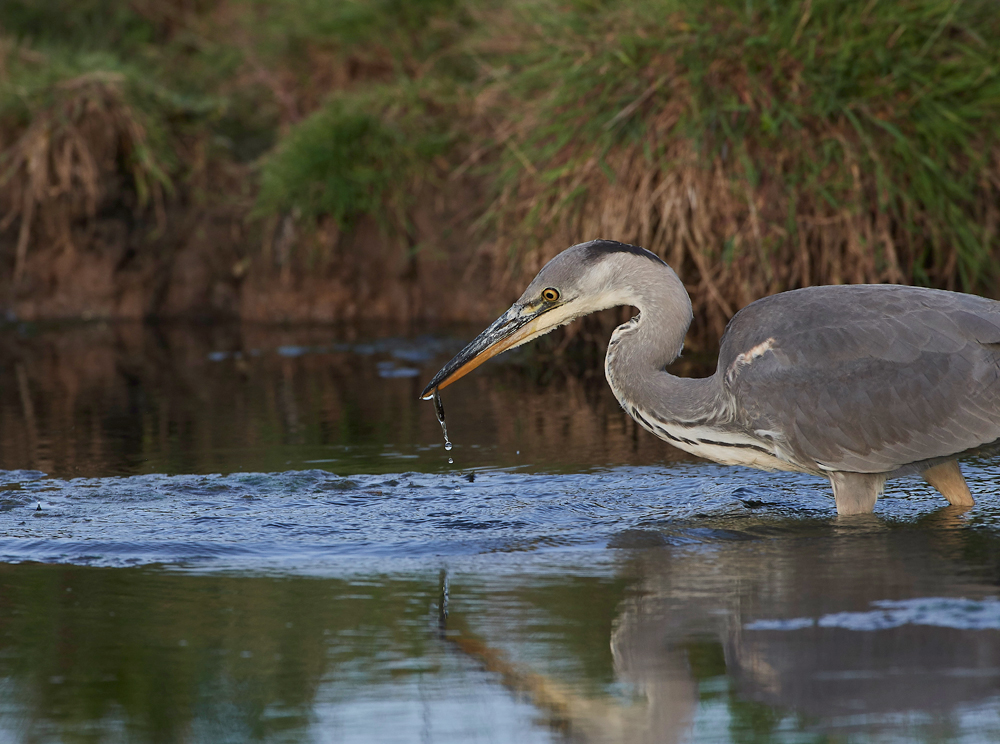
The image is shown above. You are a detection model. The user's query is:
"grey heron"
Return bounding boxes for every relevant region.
[421,240,1000,515]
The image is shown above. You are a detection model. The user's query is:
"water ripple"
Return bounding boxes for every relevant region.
[0,464,997,572]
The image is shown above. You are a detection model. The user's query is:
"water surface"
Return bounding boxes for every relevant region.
[1,322,1000,743]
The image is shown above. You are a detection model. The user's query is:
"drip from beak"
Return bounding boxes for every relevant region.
[419,304,555,400]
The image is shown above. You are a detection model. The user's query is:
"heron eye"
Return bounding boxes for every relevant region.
[541,288,560,302]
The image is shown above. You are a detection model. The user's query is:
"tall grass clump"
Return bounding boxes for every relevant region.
[482,0,1000,340]
[0,54,177,280]
[0,1,240,283]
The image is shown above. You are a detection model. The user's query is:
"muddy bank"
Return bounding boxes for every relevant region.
[0,69,508,328]
[0,190,510,327]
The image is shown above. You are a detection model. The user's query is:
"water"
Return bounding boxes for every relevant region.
[431,388,453,452]
[2,322,1000,743]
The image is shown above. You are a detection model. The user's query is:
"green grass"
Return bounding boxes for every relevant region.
[0,0,161,51]
[687,0,1000,288]
[255,89,454,230]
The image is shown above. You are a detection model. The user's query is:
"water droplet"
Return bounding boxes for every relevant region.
[431,389,455,451]
[448,457,453,464]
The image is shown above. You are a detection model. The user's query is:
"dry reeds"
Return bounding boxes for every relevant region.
[0,72,169,282]
[495,117,1000,344]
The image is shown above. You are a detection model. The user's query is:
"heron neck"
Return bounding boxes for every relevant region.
[604,268,725,426]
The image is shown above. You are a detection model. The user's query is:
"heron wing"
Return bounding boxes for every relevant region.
[720,285,1000,473]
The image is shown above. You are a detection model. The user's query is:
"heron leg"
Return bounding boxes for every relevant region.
[828,472,884,515]
[922,460,974,507]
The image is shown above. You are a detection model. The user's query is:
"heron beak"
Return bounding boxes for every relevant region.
[420,304,554,400]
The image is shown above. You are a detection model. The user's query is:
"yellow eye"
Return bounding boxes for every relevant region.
[541,287,560,302]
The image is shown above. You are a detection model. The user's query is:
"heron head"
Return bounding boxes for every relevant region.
[419,240,664,399]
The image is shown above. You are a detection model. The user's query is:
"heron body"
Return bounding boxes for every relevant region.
[421,240,1000,514]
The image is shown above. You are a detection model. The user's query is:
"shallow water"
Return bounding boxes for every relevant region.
[2,323,1000,743]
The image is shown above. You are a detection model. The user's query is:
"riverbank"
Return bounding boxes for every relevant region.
[2,0,998,344]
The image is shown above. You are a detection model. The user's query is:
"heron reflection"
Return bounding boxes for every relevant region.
[445,507,1000,743]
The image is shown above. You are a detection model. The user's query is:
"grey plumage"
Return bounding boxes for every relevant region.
[422,239,1000,514]
[721,285,1000,476]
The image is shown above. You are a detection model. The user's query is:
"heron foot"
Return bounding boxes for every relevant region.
[829,472,885,515]
[922,460,974,507]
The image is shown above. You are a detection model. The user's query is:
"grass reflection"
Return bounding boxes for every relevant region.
[0,322,689,479]
[0,564,441,742]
